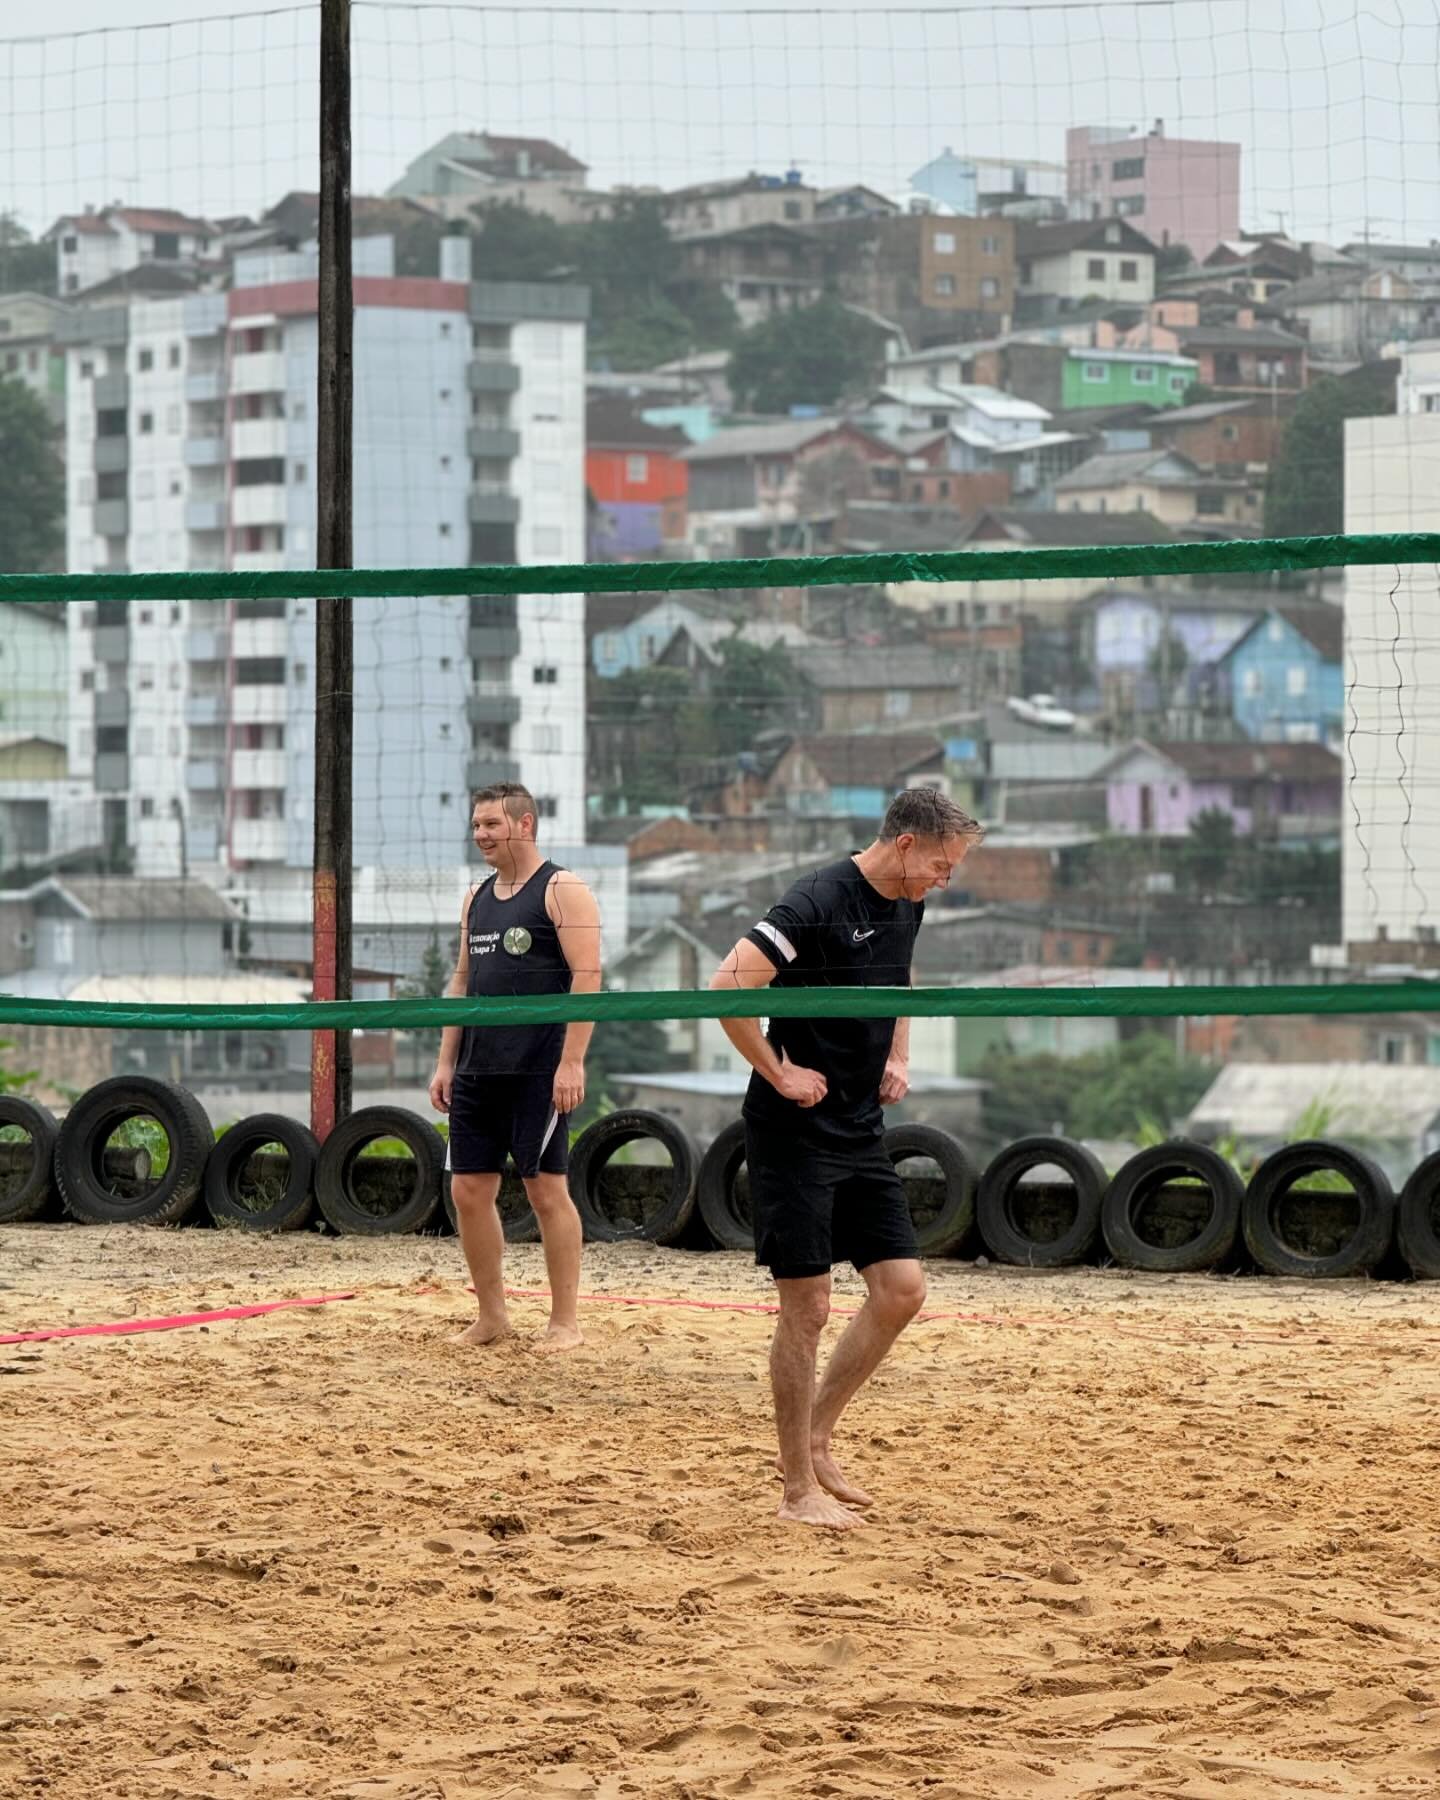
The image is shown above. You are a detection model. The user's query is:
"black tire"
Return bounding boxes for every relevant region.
[1102,1141,1243,1273]
[55,1078,213,1227]
[882,1123,978,1258]
[696,1119,753,1252]
[976,1136,1106,1267]
[1243,1140,1394,1279]
[314,1106,443,1235]
[204,1114,318,1232]
[0,1097,60,1224]
[441,1165,542,1243]
[1398,1149,1440,1279]
[569,1109,699,1245]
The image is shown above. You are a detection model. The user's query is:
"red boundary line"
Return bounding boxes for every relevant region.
[0,1292,358,1345]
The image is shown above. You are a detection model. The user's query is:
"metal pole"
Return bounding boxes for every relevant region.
[311,0,353,1138]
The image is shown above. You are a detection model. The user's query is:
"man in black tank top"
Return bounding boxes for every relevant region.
[710,789,984,1530]
[430,781,602,1352]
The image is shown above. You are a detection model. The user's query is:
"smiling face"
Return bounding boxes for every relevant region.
[893,831,975,902]
[471,798,534,866]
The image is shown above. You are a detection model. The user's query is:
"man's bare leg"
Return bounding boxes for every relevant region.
[450,1172,513,1344]
[806,1258,927,1503]
[524,1172,585,1351]
[771,1274,861,1530]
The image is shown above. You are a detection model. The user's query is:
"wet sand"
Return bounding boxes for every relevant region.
[4,1223,1440,1798]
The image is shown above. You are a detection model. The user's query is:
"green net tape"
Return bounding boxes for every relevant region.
[2,982,1435,1032]
[3,531,1438,602]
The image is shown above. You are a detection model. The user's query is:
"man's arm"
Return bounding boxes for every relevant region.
[548,872,603,1115]
[881,1012,911,1106]
[428,888,474,1114]
[709,938,827,1108]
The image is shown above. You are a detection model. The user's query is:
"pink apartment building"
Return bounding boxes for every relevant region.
[1066,122,1240,261]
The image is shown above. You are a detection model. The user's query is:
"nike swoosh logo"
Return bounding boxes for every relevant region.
[852,928,876,942]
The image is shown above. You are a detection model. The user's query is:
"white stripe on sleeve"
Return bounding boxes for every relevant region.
[754,920,797,963]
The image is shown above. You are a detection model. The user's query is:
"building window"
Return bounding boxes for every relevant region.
[933,231,956,254]
[1170,373,1188,391]
[1119,259,1139,282]
[439,521,452,537]
[80,669,95,691]
[1287,664,1308,696]
[140,797,155,818]
[1196,490,1226,515]
[626,453,649,483]
[783,200,803,221]
[1221,423,1240,442]
[79,359,93,379]
[139,411,154,434]
[136,665,155,690]
[1082,362,1107,383]
[1112,156,1145,181]
[138,349,154,372]
[62,234,77,253]
[884,689,911,719]
[1116,195,1146,217]
[1242,667,1263,697]
[1086,258,1106,280]
[169,344,182,368]
[934,274,956,297]
[532,664,558,685]
[1132,364,1156,384]
[537,796,558,819]
[979,277,1000,299]
[980,235,1000,255]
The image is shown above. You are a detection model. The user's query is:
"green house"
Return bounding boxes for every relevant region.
[1059,347,1199,411]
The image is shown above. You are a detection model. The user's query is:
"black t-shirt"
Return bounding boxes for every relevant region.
[741,855,923,1146]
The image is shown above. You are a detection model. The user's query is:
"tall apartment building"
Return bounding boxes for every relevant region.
[60,236,589,880]
[1341,344,1440,963]
[1066,123,1240,261]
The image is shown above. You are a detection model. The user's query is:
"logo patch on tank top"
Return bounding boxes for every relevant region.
[503,926,533,956]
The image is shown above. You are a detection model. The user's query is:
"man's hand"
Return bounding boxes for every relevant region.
[879,1056,909,1106]
[553,1058,586,1116]
[428,1062,455,1114]
[773,1051,827,1109]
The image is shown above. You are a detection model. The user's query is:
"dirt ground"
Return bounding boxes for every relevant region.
[5,1225,1440,1799]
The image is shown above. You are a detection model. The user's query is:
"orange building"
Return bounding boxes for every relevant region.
[586,397,690,560]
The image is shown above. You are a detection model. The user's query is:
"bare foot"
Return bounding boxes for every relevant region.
[535,1322,584,1354]
[773,1450,874,1508]
[453,1315,513,1346]
[777,1489,863,1531]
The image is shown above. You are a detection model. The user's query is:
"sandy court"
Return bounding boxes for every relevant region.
[4,1226,1440,1799]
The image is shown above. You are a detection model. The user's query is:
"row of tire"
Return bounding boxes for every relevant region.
[3,1077,1439,1281]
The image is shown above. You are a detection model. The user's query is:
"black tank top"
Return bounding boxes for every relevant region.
[456,860,571,1075]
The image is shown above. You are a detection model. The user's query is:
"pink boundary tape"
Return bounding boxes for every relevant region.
[0,1292,357,1345]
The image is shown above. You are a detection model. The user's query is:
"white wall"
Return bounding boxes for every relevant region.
[1342,410,1440,948]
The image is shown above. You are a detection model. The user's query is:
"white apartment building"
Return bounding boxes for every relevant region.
[1342,344,1440,956]
[60,236,589,892]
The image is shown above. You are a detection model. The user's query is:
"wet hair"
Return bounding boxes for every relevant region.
[471,782,539,834]
[879,787,985,845]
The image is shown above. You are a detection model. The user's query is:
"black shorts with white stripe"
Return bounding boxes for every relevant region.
[446,1070,568,1178]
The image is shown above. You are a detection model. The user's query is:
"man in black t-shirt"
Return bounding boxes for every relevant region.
[710,789,983,1531]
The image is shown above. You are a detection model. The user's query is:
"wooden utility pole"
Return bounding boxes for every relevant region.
[312,0,354,1137]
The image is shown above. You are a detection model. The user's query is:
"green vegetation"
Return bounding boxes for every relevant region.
[1263,362,1396,539]
[0,378,64,572]
[727,294,886,413]
[981,1033,1216,1144]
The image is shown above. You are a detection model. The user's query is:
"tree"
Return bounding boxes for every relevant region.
[1263,364,1396,539]
[1187,806,1236,891]
[728,295,886,413]
[0,379,64,572]
[472,201,575,282]
[981,1035,1214,1142]
[0,215,56,296]
[707,637,806,754]
[400,932,451,1000]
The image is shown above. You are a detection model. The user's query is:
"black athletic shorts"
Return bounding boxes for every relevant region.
[743,1119,919,1280]
[447,1071,568,1178]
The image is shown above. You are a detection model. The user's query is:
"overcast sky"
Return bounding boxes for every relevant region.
[2,0,1437,247]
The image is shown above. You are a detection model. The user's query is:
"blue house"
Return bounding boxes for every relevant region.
[1219,603,1343,746]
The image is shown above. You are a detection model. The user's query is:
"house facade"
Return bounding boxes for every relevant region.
[1055,447,1261,529]
[45,206,216,296]
[675,224,824,328]
[1104,739,1342,839]
[1014,217,1158,308]
[764,731,945,819]
[1218,605,1344,745]
[585,398,689,560]
[790,646,964,732]
[1004,342,1198,412]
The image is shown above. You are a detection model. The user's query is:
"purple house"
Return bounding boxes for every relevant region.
[1104,739,1342,840]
